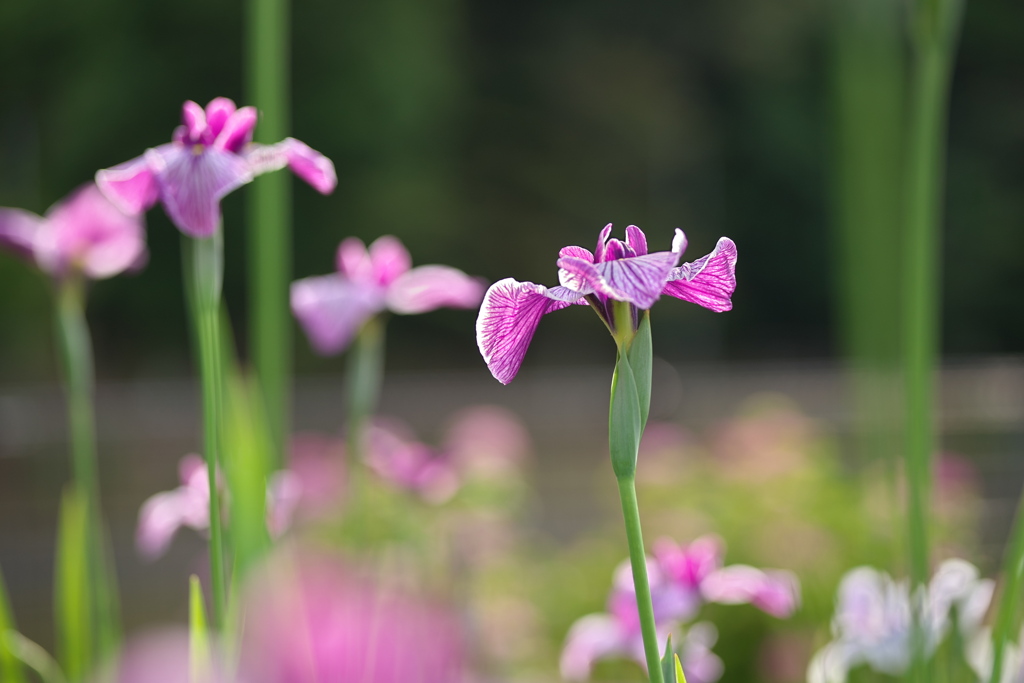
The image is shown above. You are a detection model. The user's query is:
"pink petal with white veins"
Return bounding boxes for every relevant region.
[245,138,337,194]
[558,249,680,310]
[663,237,737,312]
[476,278,583,385]
[387,265,485,314]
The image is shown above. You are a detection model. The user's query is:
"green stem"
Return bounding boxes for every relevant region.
[616,477,664,683]
[344,317,385,468]
[991,491,1024,682]
[54,279,119,667]
[247,0,292,470]
[902,0,962,678]
[190,234,228,629]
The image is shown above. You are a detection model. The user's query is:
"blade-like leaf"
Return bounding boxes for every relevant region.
[674,653,688,683]
[190,575,211,683]
[609,351,642,479]
[55,488,92,682]
[660,634,675,683]
[627,311,653,434]
[0,565,26,683]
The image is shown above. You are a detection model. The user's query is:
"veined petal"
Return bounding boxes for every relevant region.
[0,208,42,261]
[625,225,647,256]
[96,153,161,216]
[476,278,582,385]
[559,245,594,263]
[150,144,254,237]
[663,237,737,312]
[291,273,385,356]
[368,235,412,286]
[560,614,630,681]
[386,265,484,314]
[245,138,337,194]
[594,223,613,262]
[558,250,680,310]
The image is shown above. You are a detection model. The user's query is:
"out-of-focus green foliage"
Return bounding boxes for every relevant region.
[1,0,1022,382]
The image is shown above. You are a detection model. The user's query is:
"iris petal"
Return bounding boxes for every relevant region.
[245,138,337,194]
[476,278,583,385]
[558,250,680,310]
[0,208,42,261]
[662,237,737,313]
[291,273,386,356]
[151,145,254,237]
[386,265,484,314]
[95,153,161,216]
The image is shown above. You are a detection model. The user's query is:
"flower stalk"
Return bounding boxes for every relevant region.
[189,232,228,629]
[609,303,662,683]
[345,316,385,467]
[901,0,963,678]
[53,277,120,667]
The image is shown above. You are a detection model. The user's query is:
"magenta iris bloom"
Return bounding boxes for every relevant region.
[476,224,737,384]
[96,98,336,237]
[0,183,146,279]
[291,235,485,355]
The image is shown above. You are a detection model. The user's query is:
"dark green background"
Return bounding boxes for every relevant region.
[1,0,1022,383]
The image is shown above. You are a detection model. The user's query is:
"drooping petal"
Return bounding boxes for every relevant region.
[476,278,583,384]
[368,235,412,286]
[559,245,594,263]
[213,106,257,153]
[387,265,485,314]
[662,237,737,312]
[37,183,147,279]
[149,144,254,237]
[560,614,630,681]
[245,138,337,194]
[0,208,43,261]
[135,486,207,560]
[625,225,647,256]
[701,565,800,618]
[291,273,385,356]
[95,153,161,216]
[558,249,680,310]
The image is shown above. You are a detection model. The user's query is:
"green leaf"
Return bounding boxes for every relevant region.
[0,564,26,683]
[609,351,642,479]
[189,575,211,683]
[627,311,653,434]
[55,488,91,682]
[660,635,676,683]
[674,653,688,683]
[4,631,67,683]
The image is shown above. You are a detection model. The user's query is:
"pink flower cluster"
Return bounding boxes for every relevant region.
[561,535,799,683]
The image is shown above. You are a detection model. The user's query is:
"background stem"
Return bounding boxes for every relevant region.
[344,317,385,469]
[54,279,119,668]
[247,0,292,470]
[902,0,963,678]
[191,234,228,628]
[616,477,664,683]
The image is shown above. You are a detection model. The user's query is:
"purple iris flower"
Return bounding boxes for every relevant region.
[0,183,146,279]
[291,235,485,355]
[476,224,737,384]
[96,98,336,237]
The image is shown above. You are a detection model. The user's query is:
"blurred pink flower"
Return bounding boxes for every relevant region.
[136,453,317,559]
[366,418,461,504]
[0,183,146,279]
[562,534,799,681]
[444,404,531,478]
[238,553,468,683]
[285,432,347,518]
[97,628,229,683]
[291,235,485,355]
[97,98,335,237]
